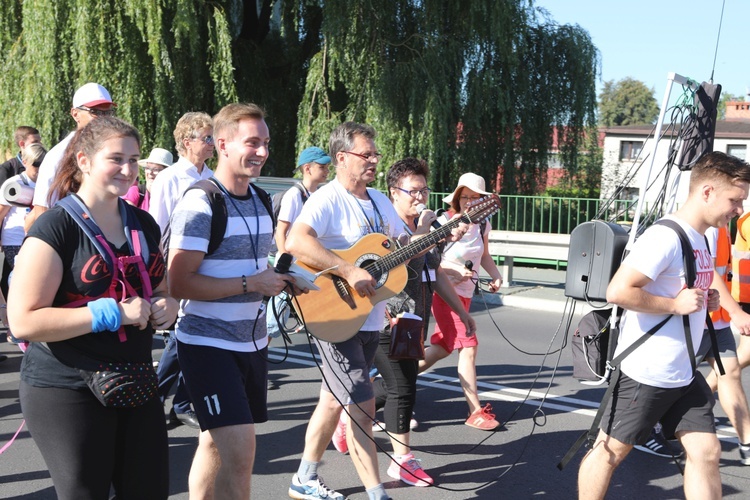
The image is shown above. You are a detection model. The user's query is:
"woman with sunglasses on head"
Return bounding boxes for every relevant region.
[362,158,475,487]
[418,172,504,431]
[8,116,178,500]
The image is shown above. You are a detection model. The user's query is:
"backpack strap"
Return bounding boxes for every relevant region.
[251,182,275,232]
[654,219,723,376]
[57,195,152,342]
[558,312,671,470]
[184,178,227,256]
[293,182,309,203]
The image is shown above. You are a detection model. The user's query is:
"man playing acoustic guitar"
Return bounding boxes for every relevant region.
[286,122,405,500]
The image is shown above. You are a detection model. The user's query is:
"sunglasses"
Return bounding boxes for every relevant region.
[192,135,215,146]
[76,106,116,117]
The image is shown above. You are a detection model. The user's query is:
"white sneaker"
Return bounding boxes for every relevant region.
[288,474,346,499]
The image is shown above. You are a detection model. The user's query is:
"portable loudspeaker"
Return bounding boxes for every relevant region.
[564,220,629,302]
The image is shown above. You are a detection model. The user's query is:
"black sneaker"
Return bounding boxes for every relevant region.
[634,429,683,458]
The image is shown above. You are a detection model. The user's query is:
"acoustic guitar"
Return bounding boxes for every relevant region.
[292,195,500,343]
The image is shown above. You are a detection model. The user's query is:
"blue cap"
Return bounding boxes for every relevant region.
[296,146,332,168]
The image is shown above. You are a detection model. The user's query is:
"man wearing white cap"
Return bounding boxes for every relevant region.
[25,82,116,232]
[122,148,173,211]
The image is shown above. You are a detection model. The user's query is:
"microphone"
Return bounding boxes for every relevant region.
[262,252,293,310]
[416,204,442,230]
[465,260,479,295]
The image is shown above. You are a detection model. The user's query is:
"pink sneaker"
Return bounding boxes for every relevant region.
[387,453,433,487]
[465,403,500,431]
[331,416,348,454]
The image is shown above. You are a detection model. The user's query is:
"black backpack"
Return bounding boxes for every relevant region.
[269,182,308,255]
[162,178,274,258]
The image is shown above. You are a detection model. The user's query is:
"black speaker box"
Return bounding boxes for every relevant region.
[565,220,629,302]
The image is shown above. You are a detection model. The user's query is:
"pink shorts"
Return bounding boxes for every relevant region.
[430,293,477,353]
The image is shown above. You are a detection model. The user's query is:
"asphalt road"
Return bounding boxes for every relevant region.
[2,293,750,499]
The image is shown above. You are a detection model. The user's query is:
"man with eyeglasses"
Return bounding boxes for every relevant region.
[25,83,116,232]
[285,122,403,500]
[148,111,215,430]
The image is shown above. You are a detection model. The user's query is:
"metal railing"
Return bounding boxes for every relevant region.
[427,192,638,235]
[255,177,637,236]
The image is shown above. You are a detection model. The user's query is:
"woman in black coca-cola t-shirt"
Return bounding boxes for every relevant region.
[9,116,178,500]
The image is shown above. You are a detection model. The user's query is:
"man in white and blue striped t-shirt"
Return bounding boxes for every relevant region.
[167,102,294,498]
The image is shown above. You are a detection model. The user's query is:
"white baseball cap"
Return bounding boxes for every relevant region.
[138,148,174,168]
[72,82,116,108]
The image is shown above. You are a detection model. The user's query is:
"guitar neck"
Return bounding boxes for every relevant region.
[375,216,466,273]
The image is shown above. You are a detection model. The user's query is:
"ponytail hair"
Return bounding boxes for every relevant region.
[50,117,141,204]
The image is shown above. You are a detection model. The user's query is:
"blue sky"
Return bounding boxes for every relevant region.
[534,0,750,101]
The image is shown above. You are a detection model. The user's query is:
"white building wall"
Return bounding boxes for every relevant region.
[602,133,750,210]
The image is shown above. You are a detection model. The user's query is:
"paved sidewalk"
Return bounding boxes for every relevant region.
[478,265,599,315]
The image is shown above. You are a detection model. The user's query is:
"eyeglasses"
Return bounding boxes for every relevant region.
[192,135,214,146]
[460,195,483,201]
[76,106,116,117]
[395,187,432,198]
[344,151,382,163]
[31,160,43,168]
[144,166,166,174]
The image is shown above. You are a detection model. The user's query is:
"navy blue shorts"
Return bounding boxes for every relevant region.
[177,341,268,431]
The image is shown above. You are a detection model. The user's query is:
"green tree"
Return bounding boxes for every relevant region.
[297,2,599,194]
[1,1,599,195]
[599,78,659,127]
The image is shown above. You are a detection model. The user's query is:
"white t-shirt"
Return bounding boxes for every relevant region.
[0,173,35,246]
[440,216,490,298]
[617,215,713,388]
[275,184,308,260]
[32,132,75,208]
[294,178,405,331]
[148,156,213,233]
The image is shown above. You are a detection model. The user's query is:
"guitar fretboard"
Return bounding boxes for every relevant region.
[364,197,498,278]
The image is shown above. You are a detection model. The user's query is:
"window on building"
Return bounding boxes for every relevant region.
[547,152,563,169]
[619,141,643,161]
[727,144,747,160]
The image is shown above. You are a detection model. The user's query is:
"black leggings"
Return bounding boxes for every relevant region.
[20,381,169,500]
[373,330,418,434]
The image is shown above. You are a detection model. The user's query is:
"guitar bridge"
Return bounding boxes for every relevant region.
[332,276,357,310]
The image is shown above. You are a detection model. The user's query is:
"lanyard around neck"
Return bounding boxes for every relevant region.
[212,178,260,270]
[347,188,384,234]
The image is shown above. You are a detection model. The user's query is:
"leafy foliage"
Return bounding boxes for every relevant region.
[1,1,598,195]
[598,78,660,127]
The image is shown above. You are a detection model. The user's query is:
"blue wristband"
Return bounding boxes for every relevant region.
[87,298,122,333]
